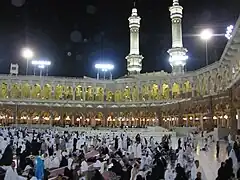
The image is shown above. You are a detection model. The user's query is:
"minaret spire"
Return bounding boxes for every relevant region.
[167,0,188,74]
[126,4,143,75]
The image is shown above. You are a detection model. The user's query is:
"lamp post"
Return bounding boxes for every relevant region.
[200,29,213,66]
[94,63,114,80]
[21,48,34,75]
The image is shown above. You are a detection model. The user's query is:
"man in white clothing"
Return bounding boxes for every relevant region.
[43,153,51,170]
[4,161,18,180]
[191,160,205,180]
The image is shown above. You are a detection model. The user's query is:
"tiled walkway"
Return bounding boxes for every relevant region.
[170,137,228,180]
[194,140,228,180]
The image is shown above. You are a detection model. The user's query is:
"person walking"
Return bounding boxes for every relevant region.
[216,141,220,159]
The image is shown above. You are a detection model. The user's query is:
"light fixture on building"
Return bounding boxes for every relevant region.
[224,115,228,119]
[55,116,60,120]
[33,116,39,120]
[43,117,48,120]
[213,116,217,120]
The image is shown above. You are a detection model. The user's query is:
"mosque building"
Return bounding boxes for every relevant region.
[0,0,239,132]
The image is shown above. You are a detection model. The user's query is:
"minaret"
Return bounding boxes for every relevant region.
[126,5,143,75]
[168,0,188,74]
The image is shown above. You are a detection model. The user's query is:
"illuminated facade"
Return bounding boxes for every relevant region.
[0,2,239,131]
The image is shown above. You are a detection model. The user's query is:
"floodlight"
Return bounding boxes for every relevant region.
[95,63,114,80]
[94,63,114,70]
[200,29,213,40]
[32,60,51,66]
[225,25,234,40]
[21,48,34,75]
[22,48,34,59]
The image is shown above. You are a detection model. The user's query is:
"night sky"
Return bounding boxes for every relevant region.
[0,0,239,78]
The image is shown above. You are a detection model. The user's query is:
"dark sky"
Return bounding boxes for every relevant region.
[0,0,239,78]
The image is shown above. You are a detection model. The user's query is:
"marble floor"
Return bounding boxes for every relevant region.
[169,137,228,180]
[194,140,228,180]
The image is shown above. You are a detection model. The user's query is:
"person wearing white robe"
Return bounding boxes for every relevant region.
[122,135,127,150]
[128,143,133,154]
[51,154,60,169]
[118,137,123,150]
[0,138,8,154]
[228,133,232,144]
[44,154,51,169]
[135,143,142,159]
[81,159,88,172]
[191,160,205,180]
[4,161,18,180]
[140,155,146,170]
[55,148,62,162]
[165,164,176,180]
[67,154,73,170]
[130,163,140,180]
[77,138,81,150]
[93,159,102,171]
[149,137,154,149]
[229,149,238,176]
[177,148,184,167]
[145,153,152,167]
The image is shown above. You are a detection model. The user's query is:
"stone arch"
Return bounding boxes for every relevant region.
[222,70,228,88]
[132,85,139,101]
[63,85,73,100]
[75,85,83,100]
[202,77,208,95]
[106,90,114,102]
[31,83,41,99]
[172,82,180,99]
[21,82,31,98]
[183,80,191,98]
[95,87,104,101]
[142,84,149,101]
[151,83,159,100]
[0,82,8,98]
[10,83,21,98]
[161,83,169,99]
[42,84,52,99]
[86,86,94,101]
[55,84,63,100]
[196,77,202,96]
[114,90,122,102]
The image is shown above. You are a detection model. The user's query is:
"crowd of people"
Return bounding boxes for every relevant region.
[0,127,233,180]
[215,134,240,180]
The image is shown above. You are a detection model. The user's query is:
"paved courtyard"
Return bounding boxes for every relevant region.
[194,140,228,180]
[170,137,228,180]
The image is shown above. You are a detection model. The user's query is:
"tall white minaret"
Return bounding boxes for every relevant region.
[126,6,143,75]
[168,0,188,74]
